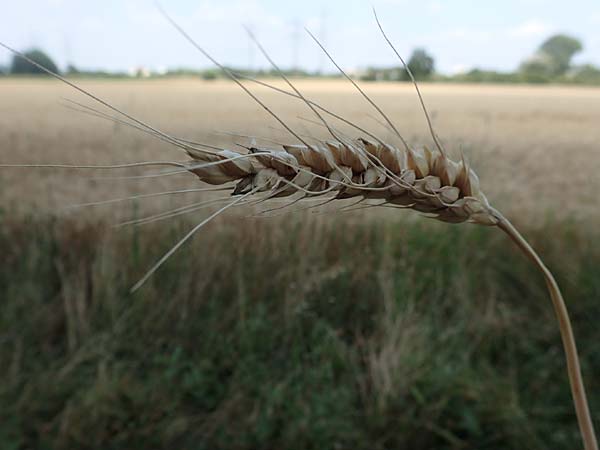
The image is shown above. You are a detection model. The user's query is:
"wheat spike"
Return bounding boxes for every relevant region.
[181,139,496,225]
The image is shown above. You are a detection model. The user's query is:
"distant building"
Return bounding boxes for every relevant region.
[128,66,152,78]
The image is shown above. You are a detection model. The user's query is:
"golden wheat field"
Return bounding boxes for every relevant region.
[1,78,600,224]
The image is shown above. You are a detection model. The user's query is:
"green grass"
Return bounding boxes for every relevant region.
[0,213,598,450]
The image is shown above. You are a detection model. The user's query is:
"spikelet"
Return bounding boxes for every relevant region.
[185,138,497,226]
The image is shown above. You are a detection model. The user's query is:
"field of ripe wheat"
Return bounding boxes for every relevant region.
[1,79,599,450]
[2,79,600,222]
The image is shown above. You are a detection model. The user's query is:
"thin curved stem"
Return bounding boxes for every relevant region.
[491,208,598,450]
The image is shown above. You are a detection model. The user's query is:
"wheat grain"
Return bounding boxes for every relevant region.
[181,137,495,224]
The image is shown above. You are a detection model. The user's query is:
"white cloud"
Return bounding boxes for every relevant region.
[79,16,105,33]
[428,1,443,14]
[122,0,285,30]
[445,28,495,42]
[305,16,323,31]
[189,0,285,28]
[377,0,409,6]
[450,63,469,74]
[432,19,552,45]
[507,19,552,38]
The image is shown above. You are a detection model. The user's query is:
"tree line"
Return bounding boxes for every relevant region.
[362,34,600,84]
[2,33,600,85]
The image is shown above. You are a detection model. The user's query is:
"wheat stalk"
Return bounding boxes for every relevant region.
[0,7,597,449]
[492,209,598,450]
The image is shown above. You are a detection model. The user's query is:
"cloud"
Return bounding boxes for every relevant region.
[444,28,495,42]
[449,63,469,74]
[79,16,105,33]
[428,1,443,14]
[377,0,408,6]
[122,0,287,35]
[507,19,552,38]
[189,0,285,28]
[431,19,553,45]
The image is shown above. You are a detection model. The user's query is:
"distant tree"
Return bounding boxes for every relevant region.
[539,34,582,74]
[519,54,554,83]
[66,64,80,75]
[405,48,435,80]
[0,64,7,76]
[11,49,59,75]
[520,34,582,79]
[359,67,377,81]
[201,69,218,80]
[569,64,600,84]
[455,68,520,84]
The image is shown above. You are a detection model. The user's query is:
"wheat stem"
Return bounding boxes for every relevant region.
[492,208,598,450]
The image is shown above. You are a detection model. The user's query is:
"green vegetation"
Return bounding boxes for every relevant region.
[10,48,59,75]
[361,48,435,81]
[568,64,600,85]
[6,32,598,85]
[518,34,583,83]
[407,48,435,80]
[363,33,600,86]
[521,34,583,78]
[449,69,523,84]
[1,214,598,450]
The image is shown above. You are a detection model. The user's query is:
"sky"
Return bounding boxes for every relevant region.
[1,0,599,75]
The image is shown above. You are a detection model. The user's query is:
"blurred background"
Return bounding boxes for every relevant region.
[2,0,600,81]
[1,1,599,449]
